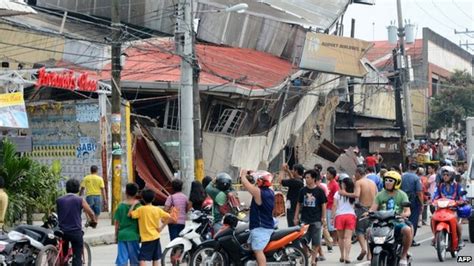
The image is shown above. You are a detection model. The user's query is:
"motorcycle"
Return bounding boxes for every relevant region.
[0,213,58,265]
[190,214,309,266]
[161,208,214,266]
[431,196,466,262]
[366,205,412,266]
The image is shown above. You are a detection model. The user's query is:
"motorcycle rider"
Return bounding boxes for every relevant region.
[432,167,467,246]
[240,169,275,266]
[368,171,412,266]
[205,173,235,233]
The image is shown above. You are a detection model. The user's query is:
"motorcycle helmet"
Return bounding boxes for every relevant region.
[216,172,233,191]
[383,171,401,190]
[440,167,455,183]
[251,170,273,187]
[457,204,472,218]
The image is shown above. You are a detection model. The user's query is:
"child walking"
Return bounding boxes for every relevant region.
[115,183,141,266]
[129,189,171,266]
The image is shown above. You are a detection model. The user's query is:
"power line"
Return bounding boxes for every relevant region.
[452,0,473,20]
[431,0,466,29]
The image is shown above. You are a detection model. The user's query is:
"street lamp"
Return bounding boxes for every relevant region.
[176,1,248,196]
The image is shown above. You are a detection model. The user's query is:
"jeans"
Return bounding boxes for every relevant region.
[409,201,420,237]
[168,224,185,241]
[287,208,296,227]
[86,195,101,217]
[63,230,84,266]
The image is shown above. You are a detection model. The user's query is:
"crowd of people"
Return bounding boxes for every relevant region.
[30,146,471,266]
[407,139,467,164]
[281,148,474,265]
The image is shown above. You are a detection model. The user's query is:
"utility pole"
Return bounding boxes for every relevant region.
[176,0,195,196]
[348,18,355,127]
[393,49,406,167]
[396,0,414,140]
[110,0,122,221]
[192,18,204,183]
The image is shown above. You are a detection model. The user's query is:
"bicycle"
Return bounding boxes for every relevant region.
[35,221,95,266]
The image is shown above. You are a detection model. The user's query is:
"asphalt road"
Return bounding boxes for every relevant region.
[91,222,474,265]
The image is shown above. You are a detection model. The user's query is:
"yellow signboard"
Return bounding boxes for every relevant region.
[0,92,29,128]
[300,33,373,77]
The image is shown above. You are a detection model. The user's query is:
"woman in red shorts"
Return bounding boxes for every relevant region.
[331,173,357,264]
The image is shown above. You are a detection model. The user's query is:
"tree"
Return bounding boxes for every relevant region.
[428,70,474,134]
[0,139,63,225]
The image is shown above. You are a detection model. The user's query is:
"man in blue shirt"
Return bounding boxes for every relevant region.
[401,163,423,246]
[57,179,97,266]
[241,169,275,266]
[366,166,383,191]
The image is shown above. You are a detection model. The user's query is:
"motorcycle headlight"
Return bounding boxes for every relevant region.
[373,236,386,244]
[437,200,450,208]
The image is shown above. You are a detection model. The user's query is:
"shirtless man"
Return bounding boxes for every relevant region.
[339,166,377,261]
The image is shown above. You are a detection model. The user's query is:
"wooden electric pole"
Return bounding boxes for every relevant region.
[110,0,122,221]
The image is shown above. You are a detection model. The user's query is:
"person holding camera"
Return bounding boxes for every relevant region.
[240,169,275,266]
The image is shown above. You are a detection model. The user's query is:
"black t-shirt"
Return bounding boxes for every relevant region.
[281,178,304,209]
[298,186,327,224]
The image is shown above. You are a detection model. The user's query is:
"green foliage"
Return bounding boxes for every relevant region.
[428,70,474,133]
[0,139,64,225]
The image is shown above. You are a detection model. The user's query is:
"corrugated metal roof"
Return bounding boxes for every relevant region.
[199,0,350,29]
[63,38,294,94]
[365,39,424,71]
[2,7,110,41]
[0,0,36,17]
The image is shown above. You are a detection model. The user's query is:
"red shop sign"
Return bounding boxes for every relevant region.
[35,67,98,92]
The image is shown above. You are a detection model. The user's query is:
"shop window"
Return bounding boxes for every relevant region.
[211,109,247,135]
[163,99,180,130]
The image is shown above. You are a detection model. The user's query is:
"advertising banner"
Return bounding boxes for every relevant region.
[300,32,373,77]
[0,92,29,128]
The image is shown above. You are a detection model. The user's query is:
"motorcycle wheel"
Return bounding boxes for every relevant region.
[190,246,227,266]
[162,244,189,266]
[370,253,387,266]
[284,245,308,266]
[469,214,474,243]
[35,245,58,266]
[436,230,448,262]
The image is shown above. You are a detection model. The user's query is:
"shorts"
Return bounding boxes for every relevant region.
[303,222,322,247]
[248,227,273,251]
[334,214,357,231]
[355,205,370,235]
[86,195,101,216]
[326,210,335,232]
[116,241,139,266]
[394,221,409,242]
[139,238,162,261]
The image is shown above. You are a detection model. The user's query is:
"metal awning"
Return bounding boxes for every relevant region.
[198,0,350,29]
[0,0,36,17]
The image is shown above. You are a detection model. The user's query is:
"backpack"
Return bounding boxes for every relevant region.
[167,195,179,224]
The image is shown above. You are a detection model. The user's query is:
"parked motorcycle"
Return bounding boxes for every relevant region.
[0,213,58,265]
[431,196,466,262]
[366,207,412,266]
[161,208,214,266]
[190,214,308,266]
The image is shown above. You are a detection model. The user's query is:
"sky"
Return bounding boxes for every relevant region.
[343,0,474,51]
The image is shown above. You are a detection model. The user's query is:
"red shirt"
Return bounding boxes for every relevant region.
[327,179,339,209]
[366,156,377,167]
